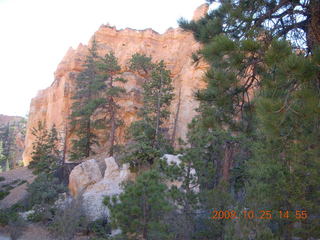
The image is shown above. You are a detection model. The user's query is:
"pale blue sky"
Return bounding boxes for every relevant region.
[0,0,209,117]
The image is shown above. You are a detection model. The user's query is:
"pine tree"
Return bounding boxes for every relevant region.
[0,141,5,172]
[70,38,107,160]
[245,41,320,239]
[104,170,173,239]
[123,54,174,169]
[96,52,127,156]
[28,121,61,175]
[0,123,13,170]
[179,0,320,238]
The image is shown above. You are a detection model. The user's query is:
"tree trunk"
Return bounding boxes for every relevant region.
[154,72,163,148]
[108,76,116,156]
[85,119,91,158]
[307,0,320,52]
[171,87,181,146]
[142,193,148,239]
[109,100,116,156]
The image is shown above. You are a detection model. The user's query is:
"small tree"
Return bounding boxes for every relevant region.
[28,121,61,175]
[104,170,173,240]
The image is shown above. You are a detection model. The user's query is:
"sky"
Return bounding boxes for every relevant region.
[0,0,208,117]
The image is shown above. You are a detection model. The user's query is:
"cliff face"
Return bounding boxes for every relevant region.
[23,5,209,165]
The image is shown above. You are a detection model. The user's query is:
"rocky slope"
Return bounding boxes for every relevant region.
[23,4,209,165]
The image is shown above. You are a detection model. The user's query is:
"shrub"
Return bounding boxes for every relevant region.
[0,176,5,181]
[0,190,9,200]
[26,173,66,208]
[49,196,88,240]
[87,218,111,238]
[0,208,19,226]
[27,204,55,223]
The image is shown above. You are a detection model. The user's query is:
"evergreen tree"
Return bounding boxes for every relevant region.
[123,54,174,169]
[104,170,173,240]
[179,0,320,238]
[245,41,320,239]
[96,52,127,156]
[0,118,26,169]
[0,141,5,172]
[70,38,107,160]
[0,123,13,170]
[28,121,61,175]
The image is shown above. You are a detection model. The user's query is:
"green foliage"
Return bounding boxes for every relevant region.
[128,53,153,75]
[28,121,61,175]
[245,41,320,239]
[26,204,55,223]
[96,52,127,156]
[70,38,107,160]
[104,170,173,239]
[179,0,320,238]
[0,208,19,226]
[87,218,111,238]
[26,173,66,208]
[122,54,174,169]
[0,190,10,200]
[0,179,27,200]
[0,118,26,170]
[70,41,127,159]
[0,141,5,171]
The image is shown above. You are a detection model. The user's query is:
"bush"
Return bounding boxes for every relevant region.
[0,208,19,226]
[0,190,9,200]
[0,176,5,181]
[27,204,55,223]
[49,196,88,240]
[87,218,111,238]
[26,173,66,208]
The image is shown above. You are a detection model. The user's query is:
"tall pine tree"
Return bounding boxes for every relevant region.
[96,52,127,156]
[180,0,320,238]
[123,53,174,170]
[70,38,107,160]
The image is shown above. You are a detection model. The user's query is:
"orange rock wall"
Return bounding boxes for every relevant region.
[23,7,209,165]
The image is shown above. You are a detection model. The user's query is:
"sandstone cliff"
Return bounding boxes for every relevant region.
[23,4,209,165]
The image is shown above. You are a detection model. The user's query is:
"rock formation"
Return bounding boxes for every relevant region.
[68,154,194,220]
[23,5,209,165]
[192,3,209,21]
[69,156,134,220]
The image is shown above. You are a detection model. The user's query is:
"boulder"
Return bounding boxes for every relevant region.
[69,157,133,220]
[68,159,103,196]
